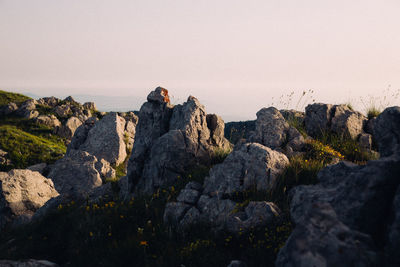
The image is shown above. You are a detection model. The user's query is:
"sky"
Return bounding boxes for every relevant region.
[1,0,399,121]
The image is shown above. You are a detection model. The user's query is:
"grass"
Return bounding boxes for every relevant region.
[366,106,381,119]
[0,164,291,267]
[0,90,31,106]
[285,114,307,137]
[316,131,378,163]
[0,125,66,171]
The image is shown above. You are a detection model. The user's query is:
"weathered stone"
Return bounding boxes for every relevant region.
[67,117,98,151]
[331,105,367,140]
[276,203,379,267]
[250,107,305,156]
[0,259,59,266]
[127,89,230,196]
[0,149,12,166]
[197,195,237,227]
[147,86,170,103]
[27,163,47,174]
[0,102,18,116]
[53,105,71,118]
[365,117,376,135]
[374,106,400,157]
[34,115,61,128]
[385,186,400,266]
[83,102,96,111]
[359,133,373,151]
[37,96,60,107]
[47,150,103,196]
[57,117,82,139]
[203,143,289,197]
[63,96,77,104]
[75,113,127,165]
[0,170,59,229]
[280,109,305,124]
[177,189,201,205]
[305,103,334,137]
[163,202,191,226]
[226,201,280,233]
[16,100,39,118]
[95,158,116,180]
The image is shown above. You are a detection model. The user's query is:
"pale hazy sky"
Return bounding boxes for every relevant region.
[1,0,399,120]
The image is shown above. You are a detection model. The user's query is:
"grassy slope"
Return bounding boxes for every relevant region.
[0,90,66,170]
[0,89,31,106]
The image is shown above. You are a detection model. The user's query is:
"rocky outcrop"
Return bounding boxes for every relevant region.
[249,107,305,156]
[69,113,128,165]
[37,96,60,107]
[34,115,61,128]
[203,143,289,196]
[47,150,104,196]
[0,170,59,229]
[0,149,12,167]
[305,103,367,140]
[374,106,400,157]
[276,106,400,266]
[127,87,231,196]
[16,99,39,119]
[164,143,288,232]
[0,102,18,116]
[56,117,82,139]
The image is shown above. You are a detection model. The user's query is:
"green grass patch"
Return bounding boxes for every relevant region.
[367,106,381,119]
[0,125,66,170]
[317,131,378,163]
[0,90,31,106]
[285,115,307,137]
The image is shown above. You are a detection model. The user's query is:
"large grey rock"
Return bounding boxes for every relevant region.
[73,113,127,165]
[0,102,18,116]
[385,186,400,266]
[305,103,334,137]
[83,102,96,111]
[164,142,287,232]
[0,259,59,267]
[0,170,59,229]
[34,115,61,128]
[331,105,366,140]
[127,88,230,196]
[37,96,60,107]
[276,152,400,266]
[250,107,305,156]
[280,109,305,124]
[53,105,71,118]
[47,150,103,196]
[203,143,289,197]
[226,201,280,233]
[27,163,47,174]
[56,117,82,139]
[16,99,39,119]
[67,117,98,151]
[374,106,400,157]
[276,202,378,267]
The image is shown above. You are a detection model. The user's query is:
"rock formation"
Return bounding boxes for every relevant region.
[276,106,400,266]
[164,143,288,232]
[126,87,231,196]
[0,170,59,229]
[250,107,305,156]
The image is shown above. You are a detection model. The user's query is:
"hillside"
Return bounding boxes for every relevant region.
[0,87,399,267]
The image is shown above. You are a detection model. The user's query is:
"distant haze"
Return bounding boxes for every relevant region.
[1,0,400,121]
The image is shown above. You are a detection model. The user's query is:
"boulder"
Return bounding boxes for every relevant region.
[0,149,12,166]
[0,170,59,229]
[304,103,334,137]
[276,151,400,265]
[276,202,378,267]
[305,103,368,140]
[385,186,400,266]
[249,107,305,156]
[83,102,96,111]
[127,88,230,196]
[164,143,287,232]
[374,106,400,157]
[34,115,61,128]
[203,143,289,196]
[53,105,71,118]
[331,105,366,140]
[56,117,82,139]
[67,113,127,165]
[37,96,60,107]
[0,259,59,267]
[0,102,18,116]
[280,109,305,124]
[27,163,47,174]
[47,150,103,196]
